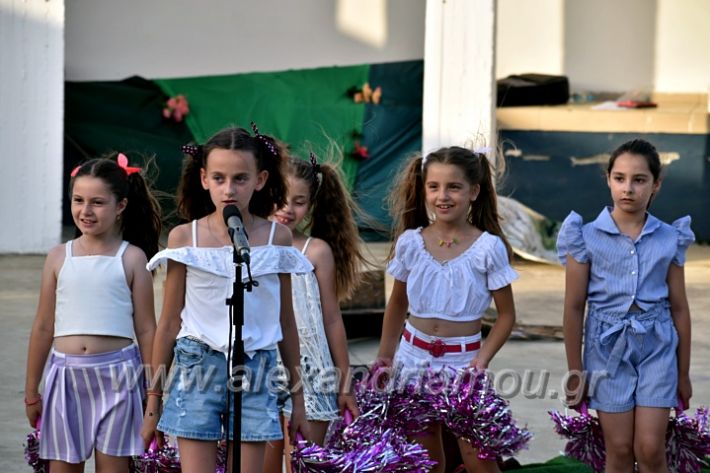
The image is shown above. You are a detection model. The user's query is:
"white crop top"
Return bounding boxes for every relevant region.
[54,240,135,339]
[387,228,518,322]
[146,221,313,354]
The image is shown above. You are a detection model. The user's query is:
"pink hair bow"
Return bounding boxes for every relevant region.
[117,153,142,175]
[70,153,141,178]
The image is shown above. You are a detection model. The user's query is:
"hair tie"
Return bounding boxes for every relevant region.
[250,121,278,157]
[181,144,204,160]
[117,153,142,175]
[474,146,494,157]
[309,152,323,192]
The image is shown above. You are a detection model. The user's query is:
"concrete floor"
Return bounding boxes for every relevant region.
[2,245,709,471]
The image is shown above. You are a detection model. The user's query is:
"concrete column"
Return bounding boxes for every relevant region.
[422,0,497,162]
[0,0,64,253]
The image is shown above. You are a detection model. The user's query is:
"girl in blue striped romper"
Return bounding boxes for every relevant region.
[557,139,694,472]
[25,155,161,472]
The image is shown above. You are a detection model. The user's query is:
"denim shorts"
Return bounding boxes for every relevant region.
[158,337,282,442]
[584,305,678,413]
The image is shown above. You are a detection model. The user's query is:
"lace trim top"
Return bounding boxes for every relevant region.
[291,238,339,417]
[386,228,518,321]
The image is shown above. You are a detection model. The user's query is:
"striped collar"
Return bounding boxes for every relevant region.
[592,206,661,239]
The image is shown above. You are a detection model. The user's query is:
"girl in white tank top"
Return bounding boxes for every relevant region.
[24,155,161,471]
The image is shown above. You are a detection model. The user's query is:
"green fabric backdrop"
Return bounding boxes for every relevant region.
[155,65,369,189]
[356,60,424,240]
[64,76,194,224]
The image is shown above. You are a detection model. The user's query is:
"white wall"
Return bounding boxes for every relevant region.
[563,0,657,93]
[0,0,64,253]
[423,0,497,154]
[655,0,710,93]
[496,0,710,94]
[496,0,564,78]
[65,0,426,81]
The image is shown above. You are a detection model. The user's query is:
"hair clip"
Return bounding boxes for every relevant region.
[181,144,203,160]
[250,121,278,157]
[70,165,81,177]
[117,153,142,175]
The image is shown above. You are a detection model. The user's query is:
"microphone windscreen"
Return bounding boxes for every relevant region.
[222,205,242,226]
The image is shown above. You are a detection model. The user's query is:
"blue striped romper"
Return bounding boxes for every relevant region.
[557,207,694,413]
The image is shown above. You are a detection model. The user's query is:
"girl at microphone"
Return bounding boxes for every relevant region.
[143,126,311,473]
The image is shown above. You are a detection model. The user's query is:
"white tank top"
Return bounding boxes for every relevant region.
[54,240,135,339]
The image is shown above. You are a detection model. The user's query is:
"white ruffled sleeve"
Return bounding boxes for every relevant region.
[250,245,313,278]
[672,216,695,266]
[486,236,519,290]
[556,212,589,265]
[386,230,415,282]
[146,247,232,277]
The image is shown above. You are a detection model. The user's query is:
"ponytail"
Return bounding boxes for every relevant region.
[387,155,429,259]
[288,156,368,301]
[250,134,287,218]
[70,154,162,260]
[470,153,513,261]
[176,146,211,221]
[123,172,162,260]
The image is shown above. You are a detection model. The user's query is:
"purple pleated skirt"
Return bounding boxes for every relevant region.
[39,344,144,463]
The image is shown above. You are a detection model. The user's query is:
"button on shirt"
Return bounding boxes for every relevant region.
[556,207,694,314]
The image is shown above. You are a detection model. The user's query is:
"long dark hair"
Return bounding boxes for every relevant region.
[288,156,368,301]
[388,146,513,260]
[177,127,287,221]
[70,155,162,259]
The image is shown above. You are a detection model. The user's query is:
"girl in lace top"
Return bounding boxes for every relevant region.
[557,139,694,472]
[375,146,518,473]
[142,127,311,473]
[264,154,367,470]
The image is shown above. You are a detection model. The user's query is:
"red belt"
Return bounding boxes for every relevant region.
[402,328,480,358]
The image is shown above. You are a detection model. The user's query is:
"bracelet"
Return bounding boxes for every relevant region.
[146,390,163,397]
[24,396,42,406]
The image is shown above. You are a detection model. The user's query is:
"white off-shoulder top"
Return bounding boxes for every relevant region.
[387,228,518,322]
[147,221,313,354]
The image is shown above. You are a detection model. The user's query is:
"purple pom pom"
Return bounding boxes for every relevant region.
[328,367,530,465]
[130,436,181,473]
[444,369,532,461]
[549,406,605,473]
[292,429,436,472]
[666,407,710,473]
[24,428,48,473]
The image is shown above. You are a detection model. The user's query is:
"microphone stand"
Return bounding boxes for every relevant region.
[225,228,257,472]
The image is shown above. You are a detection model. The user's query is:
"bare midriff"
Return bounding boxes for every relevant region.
[54,335,133,355]
[408,314,481,338]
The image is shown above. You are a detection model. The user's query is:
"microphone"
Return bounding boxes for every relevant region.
[222,205,251,265]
